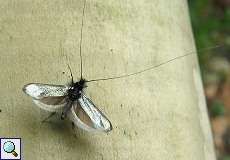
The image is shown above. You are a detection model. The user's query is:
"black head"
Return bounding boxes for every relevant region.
[68,78,87,101]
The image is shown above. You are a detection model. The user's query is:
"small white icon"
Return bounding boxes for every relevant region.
[3,141,18,157]
[0,138,21,160]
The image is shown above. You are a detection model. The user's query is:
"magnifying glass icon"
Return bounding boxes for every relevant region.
[3,141,18,157]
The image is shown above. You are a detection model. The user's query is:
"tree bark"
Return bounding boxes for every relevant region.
[0,0,216,160]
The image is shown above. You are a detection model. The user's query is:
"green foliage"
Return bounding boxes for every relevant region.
[222,156,230,160]
[209,99,225,117]
[188,0,229,46]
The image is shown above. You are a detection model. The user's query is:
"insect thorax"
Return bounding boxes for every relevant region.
[68,79,86,101]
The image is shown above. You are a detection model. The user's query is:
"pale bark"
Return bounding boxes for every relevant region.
[0,0,216,160]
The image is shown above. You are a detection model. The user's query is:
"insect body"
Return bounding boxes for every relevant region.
[23,78,112,132]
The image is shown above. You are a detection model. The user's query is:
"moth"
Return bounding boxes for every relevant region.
[22,0,220,133]
[23,78,112,132]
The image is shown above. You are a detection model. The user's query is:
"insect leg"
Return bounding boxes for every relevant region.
[71,121,75,130]
[61,101,73,120]
[41,112,56,123]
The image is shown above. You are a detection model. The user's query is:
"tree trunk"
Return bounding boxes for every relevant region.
[0,0,216,160]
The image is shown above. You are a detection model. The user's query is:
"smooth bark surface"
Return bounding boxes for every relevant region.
[0,0,216,159]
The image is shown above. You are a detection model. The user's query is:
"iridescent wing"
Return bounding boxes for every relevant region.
[68,93,112,132]
[23,83,69,112]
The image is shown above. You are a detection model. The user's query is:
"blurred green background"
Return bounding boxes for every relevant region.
[188,0,230,159]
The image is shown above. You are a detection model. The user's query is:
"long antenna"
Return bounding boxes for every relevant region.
[86,45,222,83]
[67,64,74,84]
[62,44,74,83]
[79,0,87,79]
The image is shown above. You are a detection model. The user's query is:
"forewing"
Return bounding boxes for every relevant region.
[23,83,69,99]
[69,93,112,132]
[23,83,69,112]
